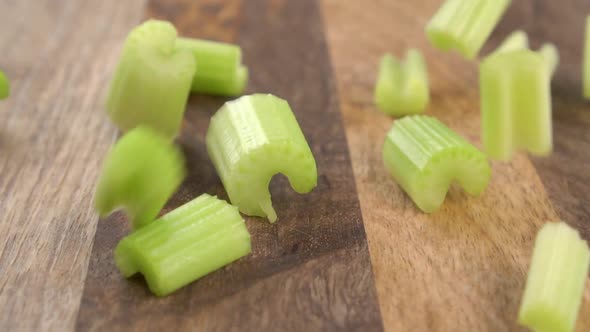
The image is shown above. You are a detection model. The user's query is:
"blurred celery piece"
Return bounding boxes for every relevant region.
[0,70,9,99]
[374,50,430,117]
[584,16,590,99]
[94,126,186,229]
[206,94,317,222]
[176,38,248,96]
[426,0,511,59]
[492,30,559,75]
[106,20,196,140]
[383,115,491,213]
[115,194,251,296]
[518,222,590,332]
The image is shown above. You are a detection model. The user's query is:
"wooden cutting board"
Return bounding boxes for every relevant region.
[0,0,588,331]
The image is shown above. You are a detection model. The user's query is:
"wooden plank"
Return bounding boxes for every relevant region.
[0,0,146,330]
[319,0,590,331]
[76,0,383,330]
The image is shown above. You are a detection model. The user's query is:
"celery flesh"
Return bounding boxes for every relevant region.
[374,50,430,117]
[106,20,196,140]
[584,16,590,99]
[492,30,529,55]
[383,115,491,213]
[0,70,8,100]
[206,94,317,222]
[176,38,248,96]
[94,126,186,229]
[115,194,251,296]
[426,0,511,59]
[518,222,590,332]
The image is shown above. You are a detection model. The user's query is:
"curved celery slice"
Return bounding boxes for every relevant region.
[115,194,251,296]
[0,70,9,100]
[94,126,186,229]
[206,94,317,222]
[584,16,590,99]
[382,115,491,213]
[518,222,590,332]
[106,20,196,140]
[176,38,248,96]
[374,50,430,117]
[426,0,511,59]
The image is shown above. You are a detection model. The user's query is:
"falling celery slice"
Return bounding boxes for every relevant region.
[115,194,251,296]
[0,70,9,100]
[374,49,430,117]
[382,115,491,213]
[176,38,248,96]
[106,20,196,140]
[584,16,590,99]
[518,222,590,332]
[206,94,317,222]
[426,0,511,59]
[94,126,186,229]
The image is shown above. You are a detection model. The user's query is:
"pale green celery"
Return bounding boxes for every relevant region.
[374,50,430,117]
[518,222,590,332]
[584,16,590,99]
[106,20,196,140]
[206,94,317,222]
[480,50,552,160]
[0,70,9,100]
[539,44,559,77]
[94,126,186,229]
[493,31,559,76]
[115,194,251,296]
[382,115,491,213]
[176,38,248,96]
[426,0,511,59]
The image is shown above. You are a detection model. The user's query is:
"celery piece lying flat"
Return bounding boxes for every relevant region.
[383,115,491,213]
[374,50,430,117]
[426,0,511,59]
[0,70,9,100]
[518,222,590,332]
[106,20,196,140]
[206,94,317,222]
[584,16,590,99]
[176,38,248,96]
[94,126,186,229]
[115,194,251,296]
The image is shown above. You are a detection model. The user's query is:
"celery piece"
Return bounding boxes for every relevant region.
[115,194,251,296]
[176,38,248,96]
[374,50,430,117]
[539,44,559,77]
[94,126,186,229]
[106,20,196,140]
[206,94,317,222]
[0,70,9,100]
[480,50,552,160]
[492,30,529,55]
[584,16,590,99]
[518,222,590,332]
[383,115,491,213]
[426,0,511,59]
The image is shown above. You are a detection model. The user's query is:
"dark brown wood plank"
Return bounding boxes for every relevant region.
[76,0,383,330]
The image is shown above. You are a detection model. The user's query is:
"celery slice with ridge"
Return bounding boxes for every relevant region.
[106,20,196,140]
[176,38,248,96]
[518,222,590,332]
[374,50,430,117]
[0,70,8,100]
[115,194,251,296]
[94,126,186,229]
[206,94,317,222]
[426,0,511,59]
[584,16,590,99]
[382,115,491,213]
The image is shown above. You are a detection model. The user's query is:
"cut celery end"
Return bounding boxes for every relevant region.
[206,94,317,222]
[382,115,491,213]
[492,30,529,56]
[106,20,196,140]
[480,50,553,160]
[374,50,430,117]
[584,16,590,99]
[539,44,559,77]
[518,222,590,332]
[94,126,186,229]
[114,194,251,296]
[426,0,511,59]
[0,70,9,100]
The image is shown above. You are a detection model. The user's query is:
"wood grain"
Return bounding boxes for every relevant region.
[76,0,383,330]
[320,0,590,331]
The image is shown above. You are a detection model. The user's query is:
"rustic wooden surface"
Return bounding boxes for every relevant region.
[0,0,589,331]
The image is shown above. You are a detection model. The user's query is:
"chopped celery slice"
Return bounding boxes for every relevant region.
[176,38,248,96]
[426,0,511,59]
[106,20,196,140]
[584,16,590,99]
[94,126,186,229]
[382,115,491,213]
[206,94,317,222]
[518,222,590,332]
[115,194,251,296]
[0,70,9,100]
[374,50,430,117]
